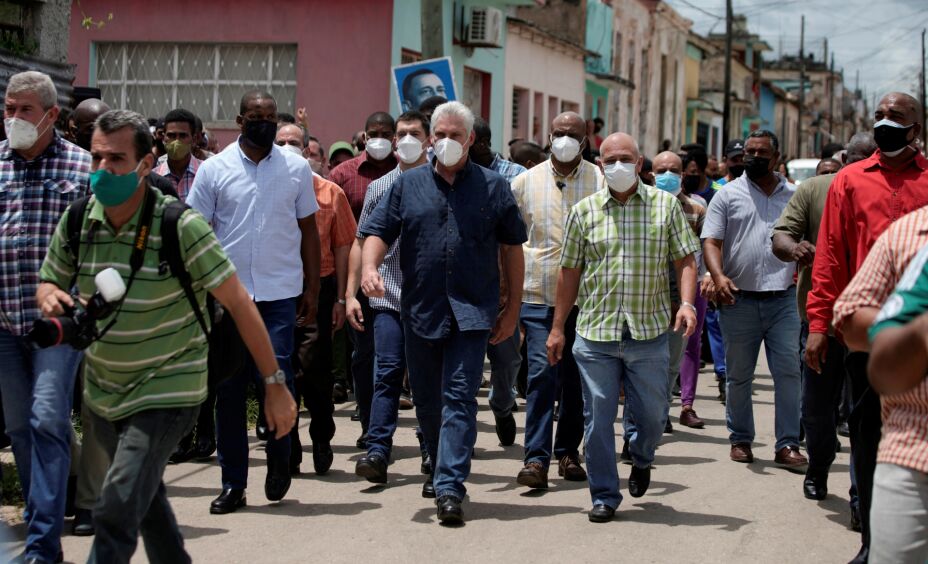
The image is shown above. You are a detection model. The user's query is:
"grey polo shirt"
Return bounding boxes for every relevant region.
[701,173,796,292]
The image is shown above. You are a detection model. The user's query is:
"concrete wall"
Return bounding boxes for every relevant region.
[503,22,586,148]
[68,0,394,149]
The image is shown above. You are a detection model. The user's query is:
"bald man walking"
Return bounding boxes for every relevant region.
[805,92,928,563]
[547,133,699,523]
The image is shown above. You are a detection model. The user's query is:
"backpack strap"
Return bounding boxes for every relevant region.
[64,195,92,289]
[160,201,210,338]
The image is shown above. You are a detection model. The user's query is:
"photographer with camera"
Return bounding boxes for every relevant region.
[0,70,90,564]
[36,110,296,563]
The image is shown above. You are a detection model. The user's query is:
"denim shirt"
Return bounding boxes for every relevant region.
[360,159,527,339]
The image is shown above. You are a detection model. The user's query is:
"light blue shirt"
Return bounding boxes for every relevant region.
[701,173,796,292]
[187,139,319,301]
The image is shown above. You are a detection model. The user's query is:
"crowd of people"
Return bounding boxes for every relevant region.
[0,68,926,564]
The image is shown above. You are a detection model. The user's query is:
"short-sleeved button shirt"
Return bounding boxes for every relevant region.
[39,188,236,420]
[186,140,319,302]
[313,174,357,278]
[868,242,928,474]
[153,155,200,202]
[0,133,90,336]
[701,173,796,292]
[357,166,404,313]
[561,181,700,342]
[360,159,528,339]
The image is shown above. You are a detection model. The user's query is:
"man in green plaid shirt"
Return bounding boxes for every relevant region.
[546,132,699,523]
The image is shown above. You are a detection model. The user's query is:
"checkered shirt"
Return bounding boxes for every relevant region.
[153,155,201,201]
[0,133,91,336]
[561,181,699,342]
[357,166,403,313]
[489,154,527,183]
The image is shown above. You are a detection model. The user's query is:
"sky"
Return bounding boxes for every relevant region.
[663,0,928,108]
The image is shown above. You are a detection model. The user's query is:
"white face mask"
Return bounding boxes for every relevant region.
[550,135,581,163]
[279,143,303,156]
[434,137,464,167]
[5,112,50,151]
[395,134,424,164]
[365,137,393,161]
[603,161,639,193]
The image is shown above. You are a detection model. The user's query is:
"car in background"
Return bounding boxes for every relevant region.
[787,158,821,186]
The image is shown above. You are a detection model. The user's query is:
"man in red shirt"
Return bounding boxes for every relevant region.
[805,91,928,564]
[328,112,397,449]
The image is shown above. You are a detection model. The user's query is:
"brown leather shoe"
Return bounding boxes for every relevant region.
[730,443,754,463]
[558,455,587,481]
[774,446,808,472]
[679,406,705,429]
[516,461,548,489]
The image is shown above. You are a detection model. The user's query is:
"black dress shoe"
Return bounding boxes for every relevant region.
[850,505,862,532]
[355,432,368,450]
[422,474,436,498]
[588,503,615,523]
[65,475,76,518]
[72,507,95,536]
[210,488,246,514]
[356,453,388,484]
[256,424,269,442]
[664,419,674,434]
[312,442,334,475]
[23,551,63,564]
[420,452,432,475]
[628,465,651,498]
[332,381,348,404]
[803,475,828,500]
[168,440,195,465]
[192,436,216,461]
[495,413,516,446]
[351,408,361,422]
[436,495,463,524]
[265,466,292,502]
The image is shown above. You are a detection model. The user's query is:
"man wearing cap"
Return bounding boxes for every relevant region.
[713,139,746,189]
[328,141,355,173]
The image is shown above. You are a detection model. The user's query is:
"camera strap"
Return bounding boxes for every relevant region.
[94,187,158,341]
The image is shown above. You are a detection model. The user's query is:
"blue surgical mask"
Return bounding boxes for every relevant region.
[90,163,143,207]
[654,171,682,196]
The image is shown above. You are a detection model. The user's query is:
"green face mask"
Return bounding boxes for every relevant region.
[90,164,142,207]
[164,139,191,161]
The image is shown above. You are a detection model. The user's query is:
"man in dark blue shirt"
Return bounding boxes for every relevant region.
[360,101,527,524]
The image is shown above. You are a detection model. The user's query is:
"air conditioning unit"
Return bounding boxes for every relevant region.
[464,6,504,48]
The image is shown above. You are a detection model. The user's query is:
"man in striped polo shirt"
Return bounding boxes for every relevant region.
[37,110,296,563]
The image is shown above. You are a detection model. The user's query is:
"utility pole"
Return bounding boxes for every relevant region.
[421,0,444,60]
[797,15,805,158]
[921,29,927,151]
[829,50,835,142]
[722,0,733,147]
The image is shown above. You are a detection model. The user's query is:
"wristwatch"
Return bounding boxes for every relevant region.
[264,369,286,385]
[681,301,698,313]
[337,298,347,305]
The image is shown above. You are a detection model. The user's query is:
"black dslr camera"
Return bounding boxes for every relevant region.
[29,268,126,350]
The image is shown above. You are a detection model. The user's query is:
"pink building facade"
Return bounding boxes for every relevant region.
[68,0,394,150]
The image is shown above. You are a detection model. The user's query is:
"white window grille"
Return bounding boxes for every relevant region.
[94,43,298,123]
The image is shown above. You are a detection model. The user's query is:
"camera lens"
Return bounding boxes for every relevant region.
[28,317,76,349]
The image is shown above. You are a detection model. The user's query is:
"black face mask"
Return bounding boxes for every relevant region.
[728,164,745,178]
[682,175,702,193]
[874,122,914,155]
[242,119,277,149]
[743,156,771,180]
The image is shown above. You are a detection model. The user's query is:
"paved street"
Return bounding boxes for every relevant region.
[3,353,859,563]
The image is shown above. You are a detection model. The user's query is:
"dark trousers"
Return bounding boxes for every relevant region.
[293,275,337,449]
[215,297,297,490]
[845,351,882,553]
[348,292,375,432]
[800,326,848,476]
[88,406,198,564]
[366,309,407,458]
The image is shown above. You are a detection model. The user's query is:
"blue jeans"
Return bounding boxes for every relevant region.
[0,330,81,561]
[486,325,520,419]
[216,298,297,490]
[574,331,669,510]
[88,406,198,564]
[348,292,375,432]
[520,303,584,467]
[719,290,801,450]
[404,322,489,500]
[705,307,726,377]
[366,309,406,459]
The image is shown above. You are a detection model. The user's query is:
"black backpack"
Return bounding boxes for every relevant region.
[64,195,209,339]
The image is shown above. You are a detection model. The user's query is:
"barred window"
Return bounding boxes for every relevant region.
[94,43,297,123]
